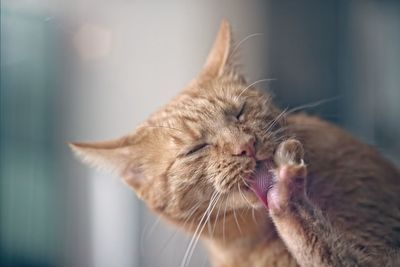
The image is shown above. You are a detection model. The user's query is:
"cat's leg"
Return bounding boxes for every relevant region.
[268,139,400,267]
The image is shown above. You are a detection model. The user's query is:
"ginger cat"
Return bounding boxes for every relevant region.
[70,20,400,267]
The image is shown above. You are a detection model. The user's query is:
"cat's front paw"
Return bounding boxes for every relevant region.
[268,139,307,216]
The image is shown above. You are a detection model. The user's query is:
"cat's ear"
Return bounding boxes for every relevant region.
[69,136,146,192]
[199,19,245,82]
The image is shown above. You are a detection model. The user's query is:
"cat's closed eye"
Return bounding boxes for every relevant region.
[184,143,209,156]
[236,102,246,121]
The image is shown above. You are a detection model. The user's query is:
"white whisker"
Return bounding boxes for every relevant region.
[238,181,253,207]
[223,200,228,244]
[211,199,222,237]
[140,216,162,255]
[264,108,288,133]
[185,193,221,267]
[231,196,242,234]
[180,192,221,267]
[237,78,276,100]
[285,96,341,115]
[139,125,185,133]
[252,208,258,225]
[231,33,264,56]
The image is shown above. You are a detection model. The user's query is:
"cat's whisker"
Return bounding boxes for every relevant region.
[241,176,252,189]
[268,131,289,144]
[158,229,182,254]
[230,196,242,234]
[157,200,203,256]
[251,207,258,225]
[231,33,264,58]
[181,192,217,267]
[237,78,275,100]
[184,192,221,267]
[211,199,223,238]
[273,122,320,133]
[266,96,341,135]
[264,108,288,133]
[140,215,162,255]
[238,205,246,220]
[181,202,203,229]
[223,200,228,244]
[284,96,341,116]
[233,210,242,234]
[207,212,213,234]
[181,191,221,267]
[139,125,185,133]
[238,180,253,207]
[263,96,341,144]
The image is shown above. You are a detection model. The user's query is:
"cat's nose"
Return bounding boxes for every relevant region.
[232,136,255,157]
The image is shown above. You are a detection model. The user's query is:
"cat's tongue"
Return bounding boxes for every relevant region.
[251,161,274,209]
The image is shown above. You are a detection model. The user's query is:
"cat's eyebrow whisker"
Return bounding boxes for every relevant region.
[284,96,341,116]
[139,125,185,133]
[263,96,341,139]
[268,124,317,143]
[231,32,264,57]
[269,126,292,135]
[273,123,320,133]
[236,78,276,100]
[271,135,289,145]
[266,130,288,143]
[268,96,341,134]
[263,97,342,146]
[264,108,288,133]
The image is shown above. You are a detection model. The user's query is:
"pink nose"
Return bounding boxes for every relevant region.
[232,137,255,157]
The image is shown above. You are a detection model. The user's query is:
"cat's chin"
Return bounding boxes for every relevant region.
[218,160,275,210]
[222,189,264,210]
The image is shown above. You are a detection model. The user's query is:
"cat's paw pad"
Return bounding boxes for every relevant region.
[268,139,307,215]
[274,139,304,167]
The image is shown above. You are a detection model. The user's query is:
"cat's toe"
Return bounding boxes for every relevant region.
[268,139,307,215]
[274,139,304,167]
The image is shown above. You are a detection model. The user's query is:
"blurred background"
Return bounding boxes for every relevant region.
[1,0,399,266]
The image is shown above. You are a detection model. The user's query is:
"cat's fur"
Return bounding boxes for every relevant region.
[70,20,400,267]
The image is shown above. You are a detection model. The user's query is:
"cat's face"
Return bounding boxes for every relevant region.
[71,21,285,229]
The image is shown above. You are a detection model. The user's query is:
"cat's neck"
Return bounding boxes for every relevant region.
[202,207,272,243]
[200,208,296,267]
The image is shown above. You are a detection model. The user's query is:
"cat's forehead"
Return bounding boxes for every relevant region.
[146,86,242,138]
[142,77,273,145]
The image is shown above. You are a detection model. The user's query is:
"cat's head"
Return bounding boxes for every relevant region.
[70,20,286,230]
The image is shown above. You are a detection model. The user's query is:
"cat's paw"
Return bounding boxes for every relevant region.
[268,139,307,216]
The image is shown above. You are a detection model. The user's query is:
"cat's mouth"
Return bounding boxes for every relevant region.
[248,160,275,209]
[215,160,275,210]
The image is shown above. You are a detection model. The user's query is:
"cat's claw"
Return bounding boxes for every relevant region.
[268,139,308,216]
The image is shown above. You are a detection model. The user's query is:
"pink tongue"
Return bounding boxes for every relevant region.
[251,161,274,209]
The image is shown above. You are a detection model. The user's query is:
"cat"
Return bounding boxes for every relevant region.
[70,20,400,267]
